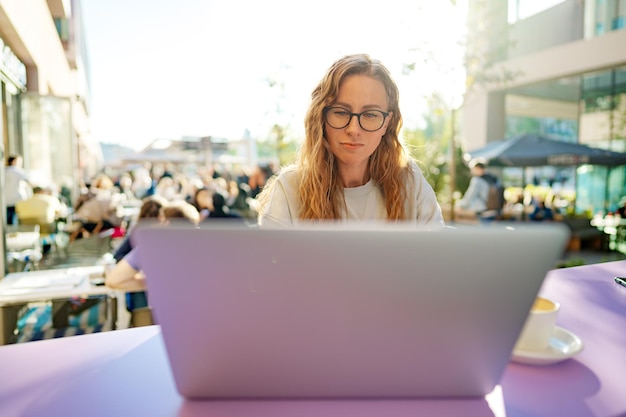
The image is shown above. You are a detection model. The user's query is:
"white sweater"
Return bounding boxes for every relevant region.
[259,161,445,228]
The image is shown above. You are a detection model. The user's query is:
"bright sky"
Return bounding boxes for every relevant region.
[81,0,467,151]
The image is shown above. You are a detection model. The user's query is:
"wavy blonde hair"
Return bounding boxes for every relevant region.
[260,54,412,221]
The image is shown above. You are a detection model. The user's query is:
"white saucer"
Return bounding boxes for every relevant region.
[511,326,584,366]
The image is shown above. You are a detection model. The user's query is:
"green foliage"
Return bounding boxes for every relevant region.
[403,105,471,206]
[453,145,472,195]
[256,133,298,167]
[556,258,585,268]
[270,124,298,167]
[398,0,525,210]
[464,0,523,92]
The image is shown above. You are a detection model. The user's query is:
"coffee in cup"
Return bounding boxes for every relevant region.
[514,297,559,351]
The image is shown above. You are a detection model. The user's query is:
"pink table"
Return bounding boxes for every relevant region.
[1,261,625,417]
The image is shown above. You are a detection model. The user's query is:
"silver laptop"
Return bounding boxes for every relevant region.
[134,222,569,399]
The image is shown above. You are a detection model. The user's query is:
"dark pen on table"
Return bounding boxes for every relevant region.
[615,277,626,288]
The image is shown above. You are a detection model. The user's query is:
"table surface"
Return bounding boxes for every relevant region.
[1,260,625,417]
[0,266,129,345]
[0,266,114,305]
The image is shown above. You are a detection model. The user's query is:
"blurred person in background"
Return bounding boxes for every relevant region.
[110,195,167,317]
[205,191,243,221]
[131,166,154,200]
[249,164,273,199]
[105,199,198,327]
[228,180,253,218]
[4,154,32,225]
[112,195,167,262]
[105,199,199,293]
[455,160,501,222]
[15,186,66,230]
[71,174,124,239]
[116,172,138,202]
[528,195,556,222]
[191,187,213,221]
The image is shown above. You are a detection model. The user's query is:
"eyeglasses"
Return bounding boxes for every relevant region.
[323,107,389,132]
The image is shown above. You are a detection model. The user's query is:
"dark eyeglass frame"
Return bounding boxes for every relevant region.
[323,106,390,132]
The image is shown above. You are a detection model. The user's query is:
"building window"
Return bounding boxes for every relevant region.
[578,66,626,215]
[581,71,614,113]
[507,0,566,23]
[54,18,70,44]
[587,0,626,37]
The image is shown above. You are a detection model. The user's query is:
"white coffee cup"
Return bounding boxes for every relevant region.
[514,297,560,351]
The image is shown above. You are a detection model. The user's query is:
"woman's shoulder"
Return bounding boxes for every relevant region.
[406,159,428,180]
[255,164,299,207]
[407,159,420,171]
[272,164,300,187]
[275,164,298,176]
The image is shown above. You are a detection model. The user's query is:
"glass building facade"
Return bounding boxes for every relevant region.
[578,67,626,214]
[586,0,626,36]
[467,0,626,216]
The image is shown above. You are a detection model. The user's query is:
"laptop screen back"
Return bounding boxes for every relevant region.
[135,223,569,399]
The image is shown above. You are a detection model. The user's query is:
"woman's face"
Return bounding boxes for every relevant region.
[325,74,391,171]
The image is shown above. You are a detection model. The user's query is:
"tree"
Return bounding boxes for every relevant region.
[402,0,522,220]
[404,94,471,206]
[270,123,297,167]
[259,66,301,168]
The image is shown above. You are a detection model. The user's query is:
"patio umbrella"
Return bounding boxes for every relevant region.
[464,134,626,217]
[466,134,626,167]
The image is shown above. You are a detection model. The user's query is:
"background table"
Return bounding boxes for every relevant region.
[0,260,625,417]
[0,266,128,344]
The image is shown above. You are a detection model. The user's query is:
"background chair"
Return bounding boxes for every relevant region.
[5,224,42,272]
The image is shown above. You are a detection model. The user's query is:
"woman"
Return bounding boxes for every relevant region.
[257,54,443,226]
[105,199,199,292]
[112,195,167,262]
